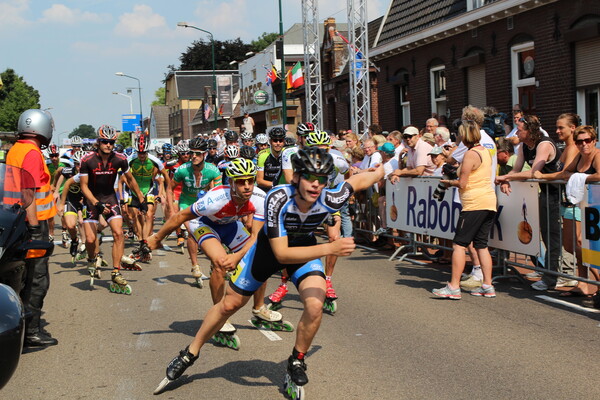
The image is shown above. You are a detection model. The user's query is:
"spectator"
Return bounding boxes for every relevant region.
[425,118,439,133]
[389,126,435,180]
[422,132,436,146]
[428,146,446,176]
[432,120,497,299]
[386,130,405,159]
[242,112,255,135]
[375,142,399,246]
[350,139,382,174]
[434,127,451,147]
[369,123,383,138]
[372,134,387,149]
[344,132,360,163]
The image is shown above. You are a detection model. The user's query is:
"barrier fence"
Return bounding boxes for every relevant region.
[351,177,600,288]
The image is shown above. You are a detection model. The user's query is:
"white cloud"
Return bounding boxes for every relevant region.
[189,0,251,40]
[40,4,106,24]
[114,4,167,37]
[0,0,30,27]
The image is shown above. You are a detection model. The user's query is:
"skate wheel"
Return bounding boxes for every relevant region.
[196,278,203,288]
[90,277,95,288]
[227,334,241,350]
[250,318,262,329]
[281,321,294,332]
[124,285,132,295]
[153,377,171,395]
[267,302,282,311]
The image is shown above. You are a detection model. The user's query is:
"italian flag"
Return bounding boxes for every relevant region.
[286,62,304,89]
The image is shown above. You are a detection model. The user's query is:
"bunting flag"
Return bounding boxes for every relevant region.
[265,64,279,86]
[286,62,304,89]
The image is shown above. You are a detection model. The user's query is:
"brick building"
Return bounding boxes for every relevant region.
[371,0,600,135]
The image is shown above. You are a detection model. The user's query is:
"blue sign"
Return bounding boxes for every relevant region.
[122,114,141,132]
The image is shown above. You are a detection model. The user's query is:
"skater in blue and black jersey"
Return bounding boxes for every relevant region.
[152,147,384,398]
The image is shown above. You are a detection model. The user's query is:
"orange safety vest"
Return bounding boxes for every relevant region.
[6,141,57,221]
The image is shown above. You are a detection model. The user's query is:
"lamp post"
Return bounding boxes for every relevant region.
[112,92,133,114]
[278,0,287,129]
[115,72,143,132]
[177,22,217,129]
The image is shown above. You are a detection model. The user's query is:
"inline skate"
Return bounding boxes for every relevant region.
[87,257,102,288]
[177,233,185,254]
[267,283,288,311]
[251,305,294,332]
[120,255,142,271]
[130,240,152,263]
[191,264,206,288]
[70,238,79,264]
[153,346,198,395]
[283,354,307,400]
[212,320,240,350]
[109,271,132,295]
[323,280,338,315]
[61,229,69,248]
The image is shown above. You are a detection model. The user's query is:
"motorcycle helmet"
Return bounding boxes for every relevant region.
[17,109,53,148]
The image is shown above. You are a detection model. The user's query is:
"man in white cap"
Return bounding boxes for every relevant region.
[389,126,435,181]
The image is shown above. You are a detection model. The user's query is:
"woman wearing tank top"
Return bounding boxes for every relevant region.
[432,120,497,300]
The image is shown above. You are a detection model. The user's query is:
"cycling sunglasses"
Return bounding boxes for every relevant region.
[301,173,328,185]
[99,139,115,145]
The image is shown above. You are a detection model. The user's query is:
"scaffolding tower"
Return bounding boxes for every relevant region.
[302,0,324,129]
[347,0,371,136]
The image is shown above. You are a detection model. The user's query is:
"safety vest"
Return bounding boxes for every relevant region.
[6,141,57,221]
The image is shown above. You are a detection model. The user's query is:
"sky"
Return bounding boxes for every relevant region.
[0,0,388,142]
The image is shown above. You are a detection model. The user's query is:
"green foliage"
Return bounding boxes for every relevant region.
[0,69,41,131]
[152,87,166,106]
[251,32,279,52]
[179,38,254,71]
[70,124,96,139]
[117,131,132,148]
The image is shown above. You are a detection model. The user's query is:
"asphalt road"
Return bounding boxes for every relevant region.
[4,229,600,400]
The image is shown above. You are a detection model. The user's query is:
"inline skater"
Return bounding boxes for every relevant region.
[170,137,221,283]
[79,125,147,294]
[255,133,269,152]
[166,140,191,250]
[205,139,222,165]
[217,144,240,185]
[152,148,384,397]
[46,143,72,245]
[148,158,288,350]
[240,131,255,150]
[256,127,285,192]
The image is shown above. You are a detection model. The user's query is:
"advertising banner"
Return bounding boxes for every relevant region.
[581,184,600,269]
[122,114,141,132]
[385,178,541,256]
[217,75,233,117]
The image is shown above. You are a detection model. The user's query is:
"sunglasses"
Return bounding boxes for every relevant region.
[271,138,285,143]
[575,137,594,145]
[189,150,207,156]
[518,117,529,125]
[301,173,328,185]
[403,134,416,140]
[232,177,255,185]
[50,153,59,157]
[99,139,115,145]
[208,147,217,150]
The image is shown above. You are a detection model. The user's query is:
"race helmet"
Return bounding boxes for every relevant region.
[124,147,134,157]
[17,109,54,148]
[48,144,59,155]
[239,145,256,160]
[285,136,297,147]
[82,142,95,152]
[207,139,218,149]
[224,130,239,143]
[134,134,150,152]
[162,143,173,154]
[240,131,253,141]
[269,127,286,140]
[114,143,124,153]
[72,150,86,164]
[296,122,316,137]
[226,157,257,179]
[291,147,334,176]
[97,125,118,140]
[224,144,240,159]
[70,135,83,147]
[305,131,332,147]
[176,140,190,154]
[255,134,268,145]
[189,137,208,151]
[154,145,163,155]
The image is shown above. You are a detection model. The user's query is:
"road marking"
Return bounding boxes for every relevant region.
[248,320,282,341]
[150,298,163,311]
[156,250,166,256]
[159,261,169,268]
[136,332,151,349]
[156,278,167,286]
[536,295,600,313]
[162,245,172,251]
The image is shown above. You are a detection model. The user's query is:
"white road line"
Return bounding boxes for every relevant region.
[535,295,600,313]
[155,250,166,256]
[135,332,151,349]
[150,298,163,311]
[248,320,282,341]
[159,261,169,269]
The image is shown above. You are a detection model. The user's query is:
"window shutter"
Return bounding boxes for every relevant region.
[576,38,600,87]
[467,64,486,108]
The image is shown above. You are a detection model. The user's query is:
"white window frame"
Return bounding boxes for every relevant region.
[400,84,411,125]
[511,42,535,106]
[430,65,446,116]
[466,0,486,12]
[577,87,600,129]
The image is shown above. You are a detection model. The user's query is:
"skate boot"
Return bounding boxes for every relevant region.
[109,271,132,295]
[251,305,294,332]
[61,229,69,248]
[212,320,240,350]
[267,283,288,311]
[126,229,135,241]
[177,236,185,254]
[87,258,100,288]
[120,255,142,271]
[75,243,87,261]
[70,239,79,263]
[323,279,338,315]
[284,354,308,399]
[153,346,199,395]
[191,264,205,288]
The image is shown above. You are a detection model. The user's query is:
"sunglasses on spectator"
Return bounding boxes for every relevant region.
[518,117,529,125]
[50,153,59,157]
[99,139,115,145]
[208,147,217,150]
[403,134,416,140]
[301,173,328,185]
[575,137,594,145]
[188,150,206,156]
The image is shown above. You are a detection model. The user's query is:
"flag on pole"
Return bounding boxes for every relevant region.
[265,64,279,86]
[286,62,304,89]
[335,31,366,79]
[218,103,224,116]
[204,103,212,121]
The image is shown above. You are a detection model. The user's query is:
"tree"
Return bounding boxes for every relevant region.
[117,131,132,148]
[70,124,96,139]
[251,32,279,52]
[179,38,254,71]
[0,69,40,131]
[152,87,166,105]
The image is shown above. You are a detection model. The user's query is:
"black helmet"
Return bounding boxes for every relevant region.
[189,137,208,151]
[291,147,334,176]
[269,127,286,140]
[207,139,218,148]
[224,130,239,143]
[0,284,25,390]
[239,145,256,160]
[285,136,296,147]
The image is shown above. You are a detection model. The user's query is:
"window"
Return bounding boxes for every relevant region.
[511,42,536,113]
[467,64,486,108]
[395,84,410,127]
[430,66,447,117]
[251,69,257,81]
[467,0,492,12]
[575,37,600,130]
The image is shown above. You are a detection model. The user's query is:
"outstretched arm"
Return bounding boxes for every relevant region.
[147,207,196,249]
[345,164,385,192]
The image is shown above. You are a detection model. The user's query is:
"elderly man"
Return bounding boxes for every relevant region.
[434,127,451,147]
[425,118,439,133]
[350,138,382,174]
[389,126,435,180]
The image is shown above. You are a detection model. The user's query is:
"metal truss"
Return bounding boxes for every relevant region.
[302,0,324,129]
[347,0,371,137]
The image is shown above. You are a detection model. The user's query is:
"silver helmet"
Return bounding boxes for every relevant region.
[17,109,54,148]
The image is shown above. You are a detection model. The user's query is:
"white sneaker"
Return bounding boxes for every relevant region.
[525,271,543,279]
[555,278,578,288]
[460,276,482,290]
[531,280,549,291]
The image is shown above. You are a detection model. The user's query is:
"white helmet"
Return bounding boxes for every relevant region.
[224,144,240,159]
[255,134,268,145]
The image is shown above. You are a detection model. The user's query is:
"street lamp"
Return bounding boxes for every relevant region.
[112,92,133,114]
[177,22,217,129]
[115,72,143,132]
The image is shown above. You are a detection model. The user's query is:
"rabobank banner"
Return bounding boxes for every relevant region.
[386,178,541,256]
[581,184,600,269]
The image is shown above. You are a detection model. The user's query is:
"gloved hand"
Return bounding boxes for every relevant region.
[26,223,43,241]
[95,202,106,216]
[139,201,148,214]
